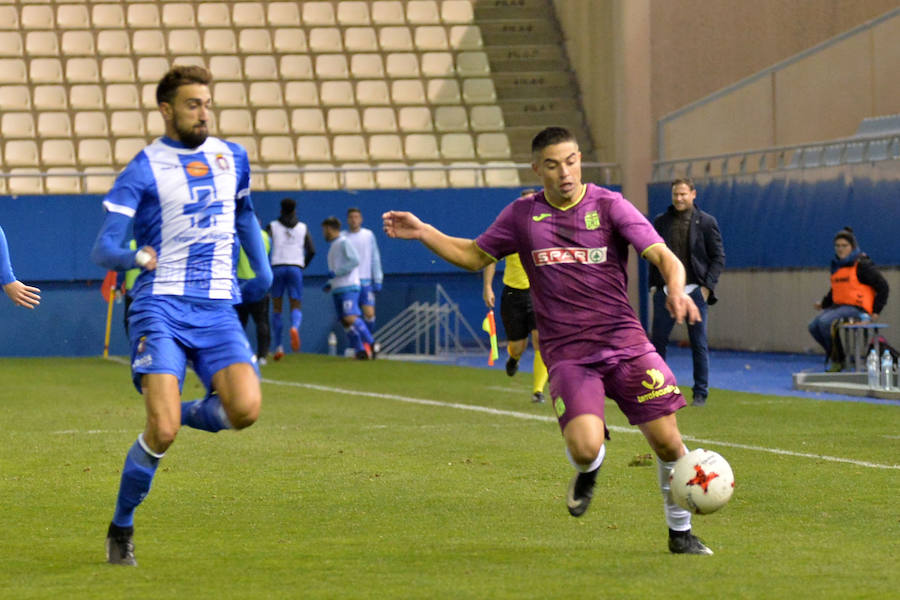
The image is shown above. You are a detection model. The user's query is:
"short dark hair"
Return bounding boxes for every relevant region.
[322,216,341,230]
[280,197,296,215]
[156,65,213,106]
[347,207,361,216]
[531,127,576,154]
[671,177,695,191]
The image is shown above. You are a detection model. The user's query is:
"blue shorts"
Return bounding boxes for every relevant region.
[332,290,362,319]
[128,295,257,394]
[271,265,304,301]
[359,283,376,308]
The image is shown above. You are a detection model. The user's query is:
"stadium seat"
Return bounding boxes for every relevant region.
[415,26,449,51]
[267,2,301,26]
[350,54,385,79]
[31,58,65,83]
[74,111,109,137]
[355,80,391,105]
[41,139,77,166]
[441,1,475,24]
[145,111,164,136]
[37,112,72,137]
[110,111,146,137]
[434,106,468,132]
[20,6,54,30]
[463,78,497,103]
[421,52,455,77]
[273,29,308,53]
[45,168,82,194]
[327,108,363,133]
[375,162,411,189]
[60,31,96,56]
[440,133,476,159]
[209,56,243,80]
[266,163,303,190]
[245,56,279,80]
[469,105,505,131]
[162,4,196,28]
[379,27,414,52]
[319,81,355,106]
[0,60,27,84]
[341,162,376,189]
[284,81,319,106]
[204,29,238,55]
[231,136,259,162]
[484,162,521,187]
[371,1,406,25]
[398,106,434,132]
[34,85,67,110]
[0,6,18,30]
[69,85,104,110]
[337,2,371,26]
[255,109,290,135]
[27,31,61,56]
[232,3,267,27]
[291,108,327,134]
[65,58,102,84]
[0,85,31,110]
[8,169,44,195]
[0,32,23,57]
[391,80,426,105]
[218,109,254,135]
[447,162,481,187]
[309,28,344,53]
[98,31,135,56]
[77,139,113,166]
[126,4,160,29]
[332,135,368,161]
[296,136,332,162]
[167,29,201,55]
[315,55,350,79]
[249,81,284,107]
[197,3,231,27]
[57,4,91,29]
[362,107,398,133]
[1,112,35,138]
[137,57,170,82]
[427,79,461,104]
[302,163,339,190]
[92,4,126,29]
[114,137,147,166]
[240,29,273,54]
[404,134,440,160]
[476,133,512,159]
[279,55,314,80]
[141,83,157,108]
[449,25,483,49]
[406,1,441,24]
[101,58,137,83]
[260,136,296,163]
[456,51,490,77]
[303,2,336,26]
[214,82,248,108]
[83,167,116,193]
[368,134,404,160]
[412,162,449,188]
[385,53,420,78]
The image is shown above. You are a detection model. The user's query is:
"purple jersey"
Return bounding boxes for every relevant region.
[475,184,664,367]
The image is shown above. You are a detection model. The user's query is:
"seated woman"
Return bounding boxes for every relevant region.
[808,227,889,370]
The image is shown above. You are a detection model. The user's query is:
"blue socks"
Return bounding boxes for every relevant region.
[291,308,302,330]
[112,434,162,528]
[181,392,232,433]
[364,317,376,334]
[353,319,374,346]
[272,312,283,349]
[344,325,361,352]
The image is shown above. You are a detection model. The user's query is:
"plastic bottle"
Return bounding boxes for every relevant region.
[866,348,879,388]
[327,331,338,356]
[881,350,894,390]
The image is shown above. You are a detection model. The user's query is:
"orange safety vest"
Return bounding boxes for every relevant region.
[831,262,875,314]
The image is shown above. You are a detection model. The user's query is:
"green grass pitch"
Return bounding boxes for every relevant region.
[1,355,897,599]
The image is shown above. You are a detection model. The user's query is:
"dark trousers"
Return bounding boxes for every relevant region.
[651,287,709,400]
[236,294,271,358]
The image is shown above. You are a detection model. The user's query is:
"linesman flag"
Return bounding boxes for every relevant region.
[482,310,499,366]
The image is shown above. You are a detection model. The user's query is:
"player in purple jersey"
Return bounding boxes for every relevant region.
[383,127,714,555]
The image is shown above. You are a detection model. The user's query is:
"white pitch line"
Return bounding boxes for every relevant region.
[262,377,900,471]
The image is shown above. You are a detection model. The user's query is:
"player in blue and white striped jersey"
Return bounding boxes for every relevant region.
[90,65,272,566]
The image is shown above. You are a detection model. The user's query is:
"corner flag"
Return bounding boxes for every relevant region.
[482,310,499,366]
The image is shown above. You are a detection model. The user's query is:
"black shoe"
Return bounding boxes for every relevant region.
[531,392,545,403]
[566,466,600,517]
[355,350,369,360]
[106,522,137,566]
[668,529,713,555]
[505,356,519,377]
[691,395,707,407]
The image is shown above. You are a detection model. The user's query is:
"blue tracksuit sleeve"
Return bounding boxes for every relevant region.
[370,236,383,285]
[91,212,140,271]
[336,239,359,277]
[0,225,16,285]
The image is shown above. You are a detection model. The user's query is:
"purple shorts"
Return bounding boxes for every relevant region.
[547,350,685,431]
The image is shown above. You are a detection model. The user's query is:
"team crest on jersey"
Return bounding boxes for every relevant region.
[532,246,607,266]
[185,161,209,177]
[215,154,229,171]
[585,211,600,230]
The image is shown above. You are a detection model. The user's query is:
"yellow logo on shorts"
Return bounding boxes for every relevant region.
[641,368,665,390]
[637,368,678,403]
[554,396,566,418]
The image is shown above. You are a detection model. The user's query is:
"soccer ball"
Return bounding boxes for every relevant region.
[669,449,735,514]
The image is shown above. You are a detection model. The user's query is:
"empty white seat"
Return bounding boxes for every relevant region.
[131,30,165,55]
[284,81,319,106]
[213,82,247,107]
[327,108,362,133]
[101,58,136,83]
[204,29,237,54]
[291,108,326,134]
[434,106,468,132]
[337,2,370,25]
[197,3,231,27]
[303,2,336,25]
[470,105,504,131]
[175,56,205,70]
[404,133,440,160]
[273,28,308,53]
[385,53,419,78]
[368,134,403,160]
[267,2,301,26]
[265,164,302,191]
[476,133,511,159]
[484,162,521,187]
[5,140,39,166]
[255,109,289,135]
[356,80,391,105]
[27,31,61,57]
[74,111,109,137]
[319,81,355,105]
[83,167,117,193]
[315,55,349,79]
[141,83,157,108]
[8,169,44,195]
[162,3,196,28]
[34,85,67,110]
[412,162,448,188]
[279,55,313,80]
[239,29,272,54]
[440,133,475,159]
[408,1,440,24]
[60,30,97,56]
[92,4,125,29]
[0,60,28,84]
[302,163,339,190]
[21,6,54,30]
[456,51,490,76]
[415,26,449,50]
[0,32,23,57]
[449,25,483,49]
[375,162,411,189]
[296,136,332,162]
[105,84,140,109]
[442,0,474,24]
[145,111,164,136]
[362,107,397,132]
[114,137,147,166]
[77,138,113,166]
[209,56,242,80]
[0,6,18,30]
[350,54,384,79]
[110,111,145,137]
[398,106,434,132]
[245,55,279,80]
[421,52,455,77]
[41,139,77,166]
[232,3,266,27]
[344,27,379,52]
[168,29,201,55]
[96,30,131,56]
[69,84,104,109]
[448,162,481,187]
[332,135,368,161]
[65,58,101,83]
[57,4,91,29]
[463,78,497,103]
[0,85,31,110]
[126,4,160,28]
[378,26,413,51]
[372,1,406,25]
[32,58,65,84]
[260,136,296,162]
[1,112,36,138]
[218,109,254,135]
[341,162,376,189]
[249,81,283,107]
[427,78,461,104]
[37,111,72,137]
[45,168,82,194]
[309,28,343,53]
[137,57,170,82]
[391,79,426,105]
[230,136,259,162]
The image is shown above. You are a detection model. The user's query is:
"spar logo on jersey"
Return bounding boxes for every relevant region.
[532,246,607,267]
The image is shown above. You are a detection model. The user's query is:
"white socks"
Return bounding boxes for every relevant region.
[657,445,692,532]
[566,443,606,473]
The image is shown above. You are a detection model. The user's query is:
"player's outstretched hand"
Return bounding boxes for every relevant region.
[382,211,425,240]
[666,292,701,325]
[3,280,41,309]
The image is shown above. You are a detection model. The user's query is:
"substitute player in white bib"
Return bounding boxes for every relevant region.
[91,65,272,566]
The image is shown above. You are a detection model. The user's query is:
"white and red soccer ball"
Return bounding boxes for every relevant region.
[669,449,735,514]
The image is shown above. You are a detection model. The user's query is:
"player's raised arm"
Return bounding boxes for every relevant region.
[382,210,492,272]
[642,243,700,325]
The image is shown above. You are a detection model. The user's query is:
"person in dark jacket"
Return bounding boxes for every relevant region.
[808,227,889,369]
[649,178,725,407]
